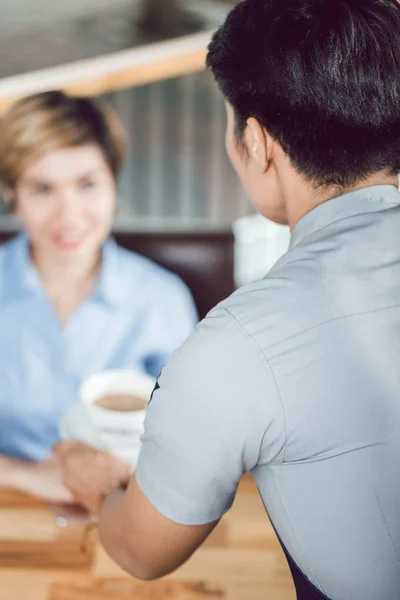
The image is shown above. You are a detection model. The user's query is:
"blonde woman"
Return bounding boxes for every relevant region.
[0,91,197,501]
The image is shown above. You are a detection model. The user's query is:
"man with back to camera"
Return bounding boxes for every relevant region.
[56,1,400,598]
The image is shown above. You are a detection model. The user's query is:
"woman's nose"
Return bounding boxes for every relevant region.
[56,191,82,225]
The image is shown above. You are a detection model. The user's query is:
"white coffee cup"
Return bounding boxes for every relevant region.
[60,370,156,468]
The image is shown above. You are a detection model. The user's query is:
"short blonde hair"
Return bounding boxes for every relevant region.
[0,91,127,188]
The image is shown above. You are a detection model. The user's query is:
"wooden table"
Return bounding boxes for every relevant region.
[0,478,295,600]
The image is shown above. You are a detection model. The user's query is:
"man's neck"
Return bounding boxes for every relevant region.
[285,172,398,231]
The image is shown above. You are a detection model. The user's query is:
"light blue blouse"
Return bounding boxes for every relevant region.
[0,234,197,461]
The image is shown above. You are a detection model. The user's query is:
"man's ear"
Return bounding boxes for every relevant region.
[244,117,274,173]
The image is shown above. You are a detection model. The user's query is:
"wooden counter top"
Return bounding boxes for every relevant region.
[0,478,295,599]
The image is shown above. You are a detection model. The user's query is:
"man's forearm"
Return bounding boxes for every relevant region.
[97,478,216,582]
[98,480,169,581]
[98,486,142,575]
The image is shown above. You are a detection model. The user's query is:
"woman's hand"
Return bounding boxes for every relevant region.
[54,442,131,515]
[0,455,74,504]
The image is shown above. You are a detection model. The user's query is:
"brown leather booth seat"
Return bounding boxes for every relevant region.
[0,230,235,320]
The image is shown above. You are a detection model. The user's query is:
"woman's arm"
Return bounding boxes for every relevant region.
[0,454,73,503]
[0,454,22,489]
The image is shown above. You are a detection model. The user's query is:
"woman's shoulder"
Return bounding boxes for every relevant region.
[113,243,162,274]
[112,243,186,292]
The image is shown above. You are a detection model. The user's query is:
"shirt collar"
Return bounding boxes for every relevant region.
[92,237,127,308]
[2,234,42,304]
[2,234,125,308]
[290,185,400,249]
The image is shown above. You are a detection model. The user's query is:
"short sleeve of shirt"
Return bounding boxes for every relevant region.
[144,276,198,378]
[135,305,286,525]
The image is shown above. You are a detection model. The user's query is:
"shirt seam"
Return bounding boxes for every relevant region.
[222,307,288,465]
[375,491,400,564]
[264,302,400,352]
[272,468,326,594]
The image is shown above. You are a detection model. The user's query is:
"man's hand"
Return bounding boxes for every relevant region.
[54,442,131,514]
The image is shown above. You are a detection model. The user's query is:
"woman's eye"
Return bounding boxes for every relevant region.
[33,183,51,195]
[79,178,96,190]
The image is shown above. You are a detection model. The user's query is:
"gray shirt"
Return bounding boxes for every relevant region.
[136,185,400,600]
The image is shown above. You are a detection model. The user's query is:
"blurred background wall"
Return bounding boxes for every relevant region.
[106,73,250,232]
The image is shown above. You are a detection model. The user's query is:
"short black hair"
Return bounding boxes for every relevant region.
[207,0,400,187]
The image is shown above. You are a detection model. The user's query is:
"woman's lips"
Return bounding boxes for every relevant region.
[51,234,87,250]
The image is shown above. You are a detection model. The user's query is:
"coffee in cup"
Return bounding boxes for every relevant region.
[94,393,147,412]
[60,369,156,468]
